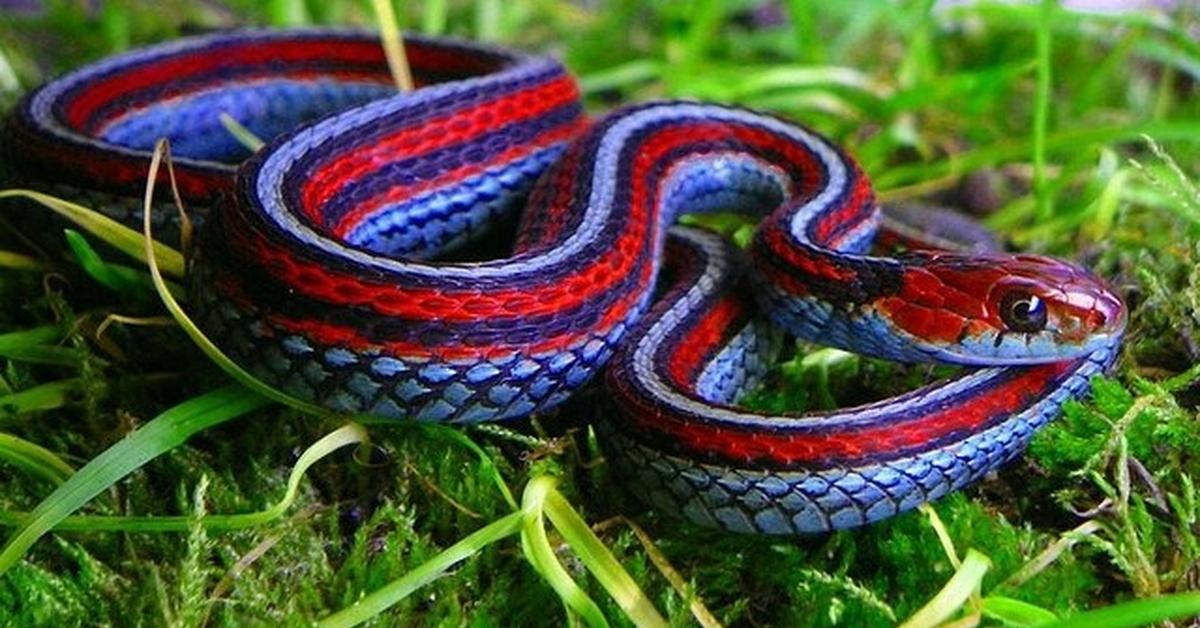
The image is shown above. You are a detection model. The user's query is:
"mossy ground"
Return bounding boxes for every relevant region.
[0,1,1198,626]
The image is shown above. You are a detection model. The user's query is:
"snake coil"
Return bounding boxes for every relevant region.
[0,29,1125,534]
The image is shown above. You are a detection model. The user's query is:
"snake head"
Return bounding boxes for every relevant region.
[881,252,1126,365]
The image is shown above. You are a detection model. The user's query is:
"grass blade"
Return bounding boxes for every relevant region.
[0,250,46,271]
[1032,0,1055,220]
[0,325,66,355]
[0,43,19,92]
[899,549,991,628]
[578,60,661,96]
[266,0,310,26]
[0,385,270,575]
[1045,592,1200,628]
[0,422,364,532]
[474,0,502,42]
[544,488,668,628]
[0,378,86,420]
[64,229,157,299]
[0,432,75,485]
[421,0,449,35]
[372,0,413,92]
[0,189,184,278]
[521,475,609,627]
[318,511,524,628]
[0,344,82,367]
[981,595,1058,626]
[218,113,265,152]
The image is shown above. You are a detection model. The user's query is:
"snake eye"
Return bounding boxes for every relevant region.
[999,291,1047,333]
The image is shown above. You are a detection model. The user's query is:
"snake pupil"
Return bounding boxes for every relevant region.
[1000,291,1048,333]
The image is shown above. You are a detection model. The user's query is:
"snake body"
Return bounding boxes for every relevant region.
[1,29,1126,533]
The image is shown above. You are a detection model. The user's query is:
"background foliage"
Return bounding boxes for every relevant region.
[0,0,1199,625]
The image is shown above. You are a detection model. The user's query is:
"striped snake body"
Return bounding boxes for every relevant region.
[0,30,1125,533]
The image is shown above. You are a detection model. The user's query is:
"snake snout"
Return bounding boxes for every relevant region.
[1089,285,1127,334]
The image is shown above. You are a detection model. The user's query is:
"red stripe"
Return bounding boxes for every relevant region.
[332,123,581,239]
[63,38,509,132]
[19,129,231,201]
[318,77,585,234]
[757,228,856,289]
[513,139,588,250]
[212,257,654,361]
[811,184,871,245]
[66,39,388,129]
[91,68,396,136]
[664,296,748,388]
[615,360,1074,466]
[753,172,874,292]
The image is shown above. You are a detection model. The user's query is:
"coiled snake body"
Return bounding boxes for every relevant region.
[0,29,1125,534]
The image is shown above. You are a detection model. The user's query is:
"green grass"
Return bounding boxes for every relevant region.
[1,0,1200,625]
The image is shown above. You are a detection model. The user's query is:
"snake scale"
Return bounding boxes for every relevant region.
[0,29,1125,534]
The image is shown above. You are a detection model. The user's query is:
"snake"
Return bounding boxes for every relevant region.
[0,29,1126,534]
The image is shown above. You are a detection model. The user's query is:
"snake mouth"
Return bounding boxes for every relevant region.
[908,326,1125,368]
